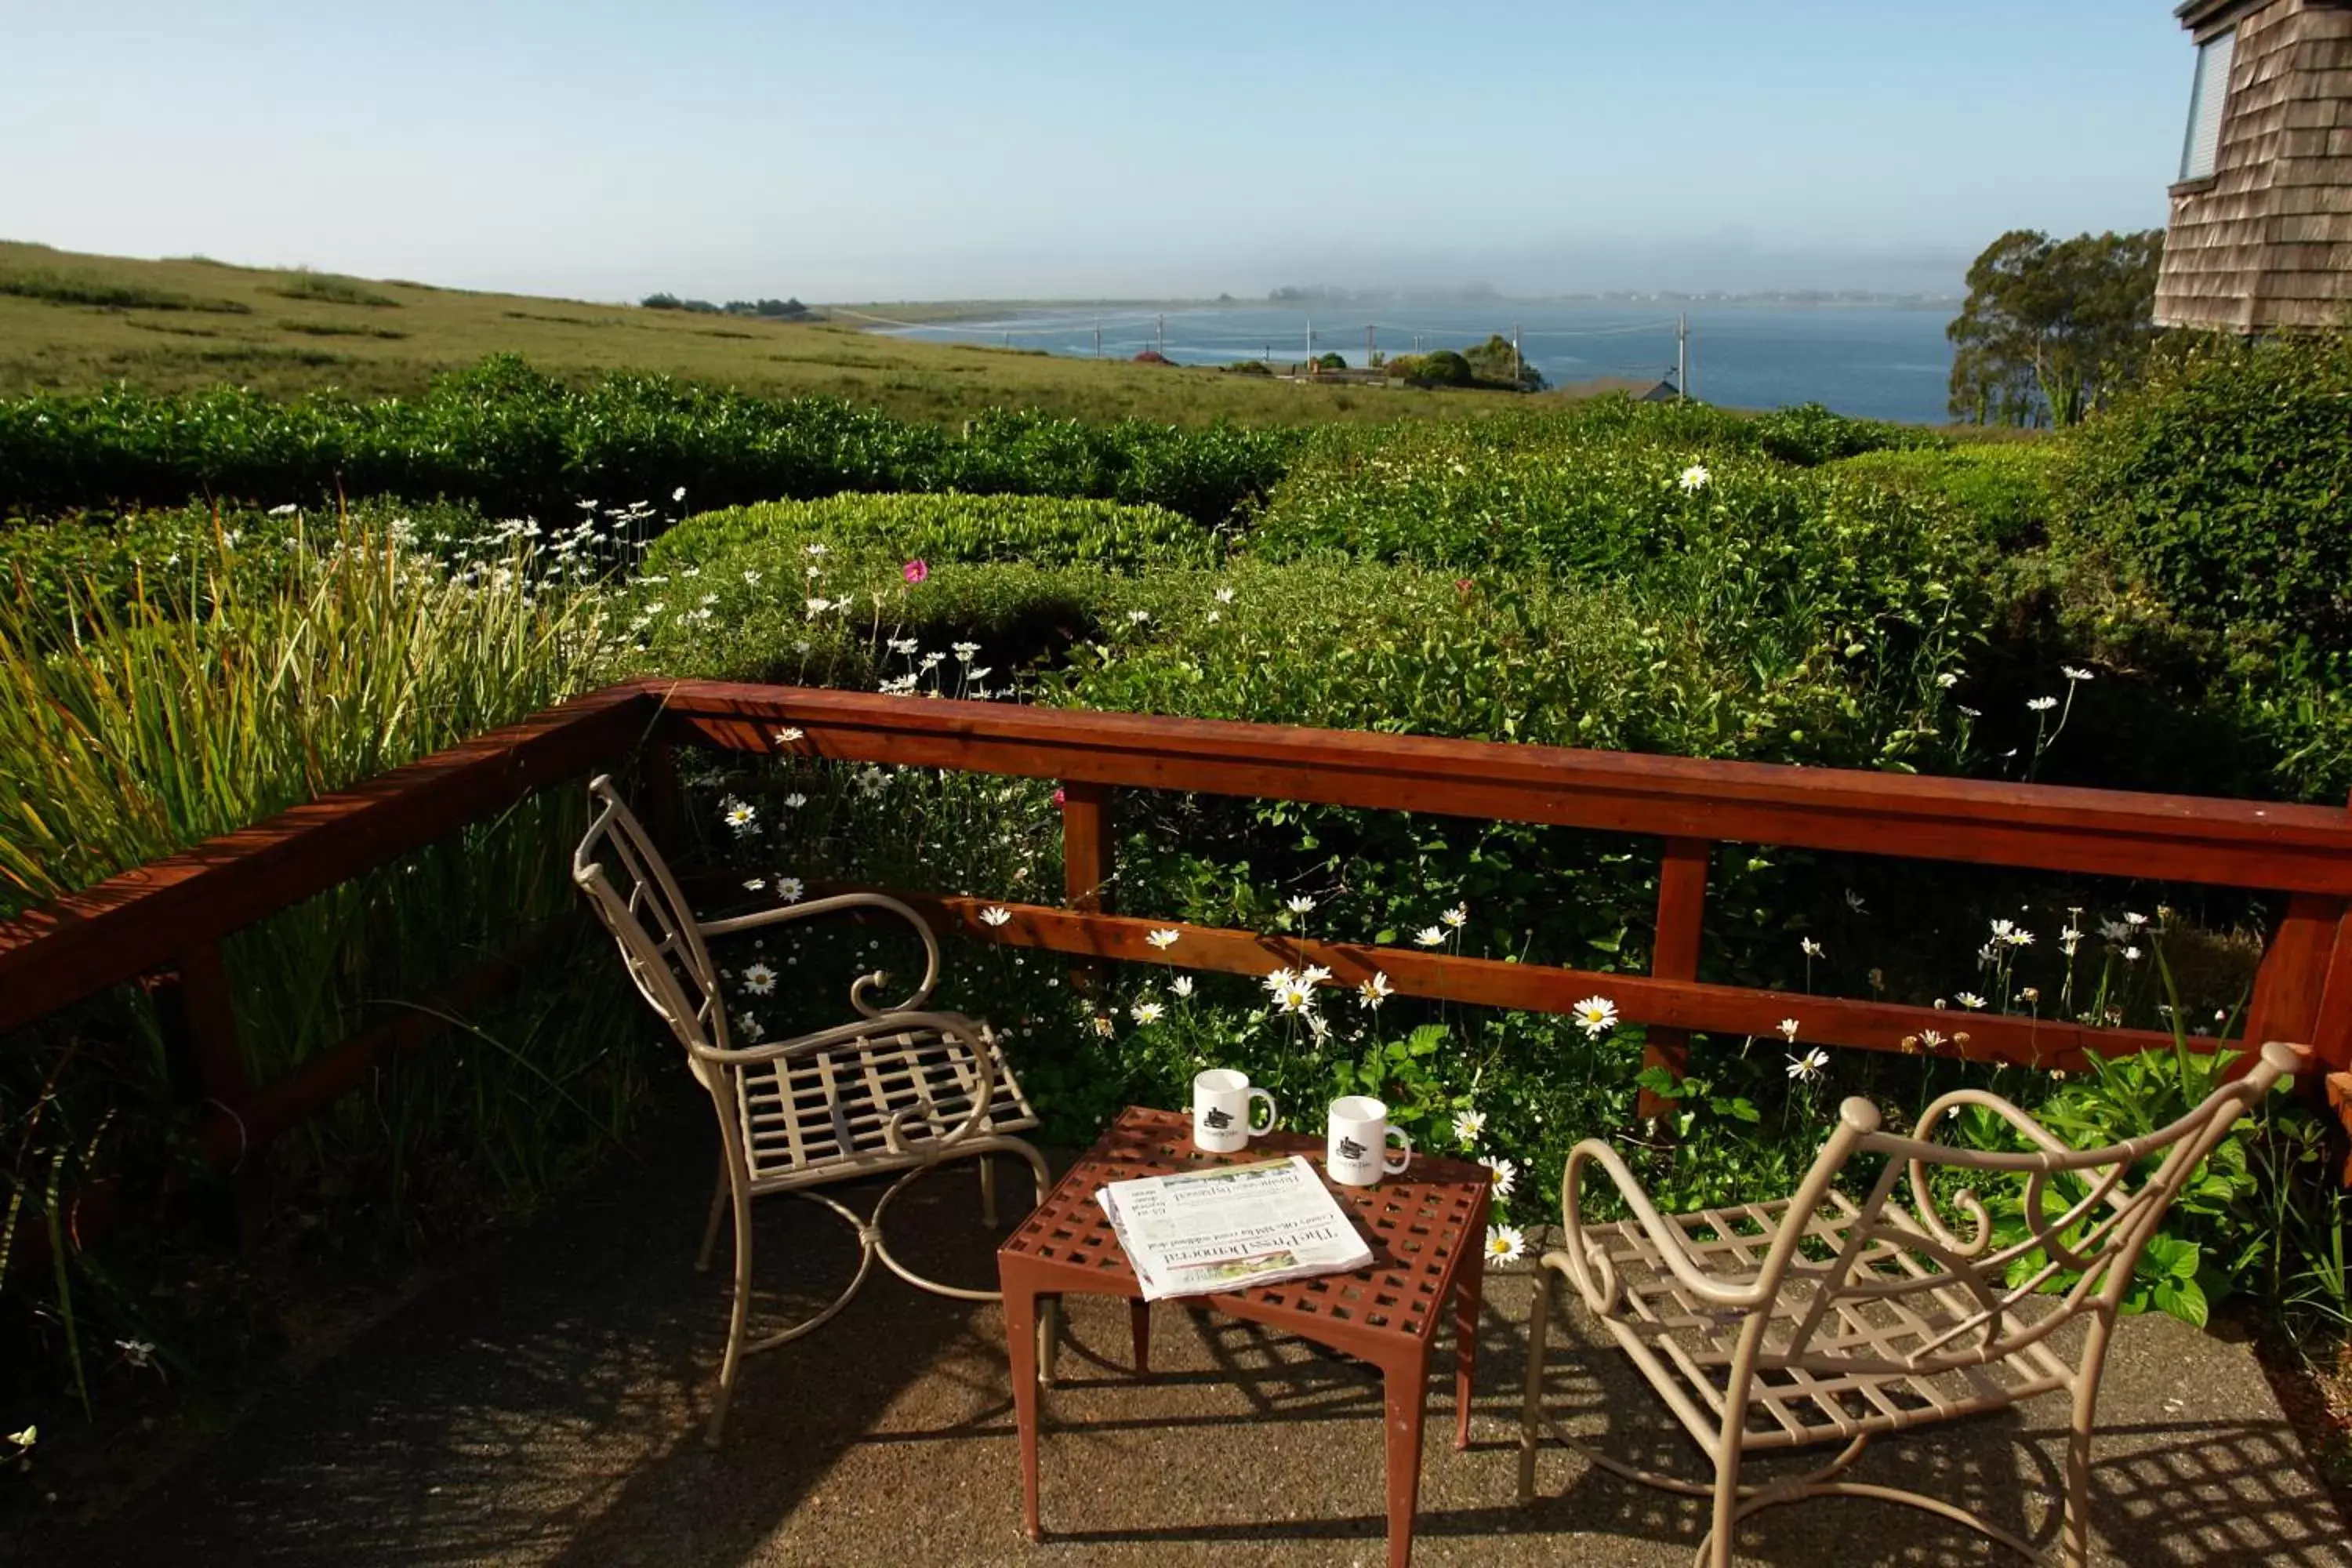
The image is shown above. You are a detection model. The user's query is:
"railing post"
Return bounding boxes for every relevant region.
[151,941,267,1243]
[1061,782,1115,993]
[1639,838,1710,1126]
[2251,892,2352,1183]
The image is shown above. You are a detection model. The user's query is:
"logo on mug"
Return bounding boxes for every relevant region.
[1336,1135,1367,1162]
[1203,1106,1234,1130]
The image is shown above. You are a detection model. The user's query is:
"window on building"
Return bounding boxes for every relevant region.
[2180,28,2236,181]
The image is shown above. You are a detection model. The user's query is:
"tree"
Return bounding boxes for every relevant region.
[1464,332,1545,391]
[1947,229,2163,427]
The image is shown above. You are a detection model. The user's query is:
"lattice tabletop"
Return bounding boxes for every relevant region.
[1000,1105,1490,1350]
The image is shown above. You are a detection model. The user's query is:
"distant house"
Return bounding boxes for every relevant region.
[1550,375,1681,403]
[2154,0,2352,332]
[1131,349,1173,365]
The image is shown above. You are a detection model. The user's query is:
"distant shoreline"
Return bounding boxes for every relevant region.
[826,295,1963,326]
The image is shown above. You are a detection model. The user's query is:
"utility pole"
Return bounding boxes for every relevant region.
[1094,316,1102,358]
[1156,314,1165,356]
[1305,314,1313,372]
[1366,324,1375,368]
[1512,321,1523,391]
[1677,314,1688,400]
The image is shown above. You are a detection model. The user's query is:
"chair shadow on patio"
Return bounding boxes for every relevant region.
[62,1114,2350,1568]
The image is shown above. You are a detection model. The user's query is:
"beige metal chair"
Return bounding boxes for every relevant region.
[1517,1039,2310,1567]
[572,774,1047,1445]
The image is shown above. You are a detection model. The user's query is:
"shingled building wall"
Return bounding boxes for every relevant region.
[2156,0,2352,332]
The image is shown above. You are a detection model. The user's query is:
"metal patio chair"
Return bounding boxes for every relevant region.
[1516,1038,2310,1567]
[572,774,1047,1445]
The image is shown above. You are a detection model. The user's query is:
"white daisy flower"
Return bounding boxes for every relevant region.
[1799,938,1824,958]
[1286,895,1316,914]
[782,793,808,809]
[1171,975,1195,999]
[773,727,804,744]
[722,800,757,833]
[1955,992,1986,1010]
[1357,971,1393,1008]
[775,877,804,904]
[979,906,1013,927]
[1145,928,1181,949]
[1214,586,1236,604]
[1486,1225,1526,1262]
[1677,463,1710,493]
[1777,1018,1800,1042]
[1441,904,1468,929]
[1572,996,1618,1037]
[2062,665,2093,681]
[2027,696,2059,713]
[1484,1158,1518,1197]
[1785,1047,1828,1081]
[1413,926,1446,947]
[1453,1108,1486,1146]
[741,963,779,995]
[1131,1000,1165,1025]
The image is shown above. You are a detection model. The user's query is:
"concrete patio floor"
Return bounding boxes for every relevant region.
[54,1110,2352,1567]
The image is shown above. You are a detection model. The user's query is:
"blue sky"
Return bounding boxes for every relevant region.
[5,1,2195,300]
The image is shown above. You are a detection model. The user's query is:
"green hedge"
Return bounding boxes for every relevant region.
[2064,332,2352,646]
[0,355,1301,528]
[644,491,1221,576]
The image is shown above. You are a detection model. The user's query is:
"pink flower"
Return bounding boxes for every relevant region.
[901,559,929,584]
[1455,577,1473,593]
[1051,787,1066,807]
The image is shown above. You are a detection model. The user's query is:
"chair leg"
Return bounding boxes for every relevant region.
[2061,1321,2112,1568]
[978,1152,999,1229]
[695,1148,728,1273]
[1517,1263,1556,1504]
[1703,1440,1741,1568]
[704,1167,755,1448]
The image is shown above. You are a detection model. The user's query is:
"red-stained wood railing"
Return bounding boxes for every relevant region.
[4,676,2350,1202]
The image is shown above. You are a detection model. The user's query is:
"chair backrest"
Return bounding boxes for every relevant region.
[1759,1040,2308,1376]
[572,774,729,1079]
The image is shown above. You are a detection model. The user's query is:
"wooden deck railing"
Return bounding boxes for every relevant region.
[5,674,2350,1202]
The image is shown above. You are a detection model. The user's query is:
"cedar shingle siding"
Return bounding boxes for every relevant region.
[2156,0,2352,332]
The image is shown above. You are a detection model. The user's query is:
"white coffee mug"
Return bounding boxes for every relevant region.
[1326,1095,1412,1185]
[1192,1069,1277,1154]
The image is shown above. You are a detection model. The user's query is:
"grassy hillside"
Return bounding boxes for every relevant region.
[0,241,1474,426]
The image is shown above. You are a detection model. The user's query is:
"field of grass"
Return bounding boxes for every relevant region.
[0,241,1479,426]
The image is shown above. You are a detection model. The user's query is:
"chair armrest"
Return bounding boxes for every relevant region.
[700,892,941,1016]
[1559,1138,1769,1316]
[688,1008,1002,1156]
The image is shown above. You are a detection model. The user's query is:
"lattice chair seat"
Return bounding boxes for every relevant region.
[738,1022,1037,1192]
[1577,1191,2071,1456]
[1518,1040,2311,1568]
[571,774,1049,1446]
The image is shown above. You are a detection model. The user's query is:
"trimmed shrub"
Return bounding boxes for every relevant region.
[644,492,1221,576]
[0,355,1299,528]
[1748,401,1939,466]
[1831,443,2060,548]
[2064,331,2352,647]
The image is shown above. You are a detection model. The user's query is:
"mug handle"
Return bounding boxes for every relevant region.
[1247,1087,1278,1136]
[1383,1126,1413,1175]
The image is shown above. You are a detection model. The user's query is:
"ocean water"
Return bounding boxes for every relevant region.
[866,302,1960,425]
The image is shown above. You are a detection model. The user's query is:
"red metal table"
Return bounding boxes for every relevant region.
[997,1105,1492,1568]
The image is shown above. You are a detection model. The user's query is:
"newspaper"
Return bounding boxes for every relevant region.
[1094,1154,1373,1301]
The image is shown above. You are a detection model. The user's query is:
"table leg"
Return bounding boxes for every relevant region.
[1002,1272,1044,1542]
[1382,1352,1430,1568]
[1130,1298,1152,1376]
[1454,1252,1484,1450]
